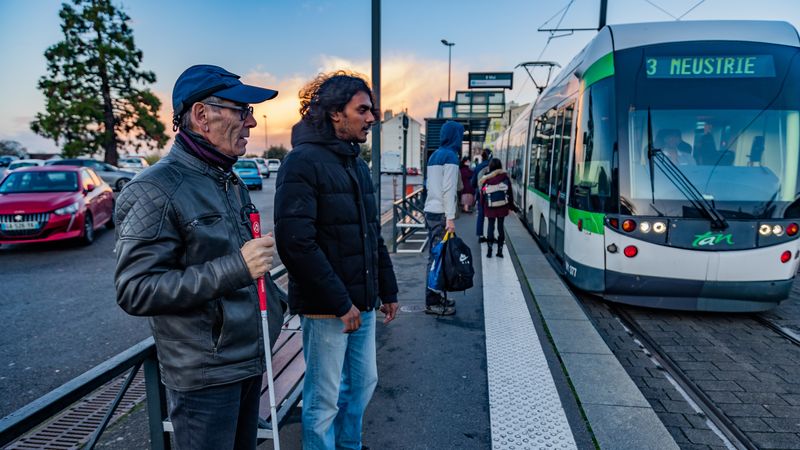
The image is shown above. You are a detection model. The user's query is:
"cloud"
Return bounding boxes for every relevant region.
[237,54,453,151]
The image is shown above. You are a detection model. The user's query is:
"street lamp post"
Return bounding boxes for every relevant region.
[262,114,268,152]
[441,39,455,101]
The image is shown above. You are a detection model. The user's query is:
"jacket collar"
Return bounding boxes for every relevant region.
[169,138,237,185]
[479,169,507,185]
[290,120,360,158]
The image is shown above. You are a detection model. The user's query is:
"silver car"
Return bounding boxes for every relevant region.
[46,158,137,191]
[118,156,150,174]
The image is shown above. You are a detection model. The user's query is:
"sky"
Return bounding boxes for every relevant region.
[0,0,799,155]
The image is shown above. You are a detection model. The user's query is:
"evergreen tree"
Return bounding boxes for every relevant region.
[30,0,167,164]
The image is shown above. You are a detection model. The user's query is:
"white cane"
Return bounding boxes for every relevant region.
[247,209,280,450]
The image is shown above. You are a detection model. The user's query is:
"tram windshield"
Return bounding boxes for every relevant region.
[619,40,800,219]
[628,108,799,218]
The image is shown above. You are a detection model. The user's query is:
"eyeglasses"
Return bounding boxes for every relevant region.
[203,102,254,121]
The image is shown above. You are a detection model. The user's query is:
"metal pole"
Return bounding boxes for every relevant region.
[402,119,408,202]
[447,45,452,101]
[371,0,381,212]
[598,0,608,29]
[262,115,268,151]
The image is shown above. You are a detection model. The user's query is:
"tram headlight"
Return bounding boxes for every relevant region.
[653,222,667,234]
[773,225,784,236]
[639,222,651,233]
[759,224,772,236]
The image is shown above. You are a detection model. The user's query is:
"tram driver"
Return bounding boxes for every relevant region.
[658,128,696,165]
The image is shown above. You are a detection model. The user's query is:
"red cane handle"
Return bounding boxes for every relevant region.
[248,212,268,312]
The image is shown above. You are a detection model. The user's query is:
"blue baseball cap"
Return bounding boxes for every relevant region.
[172,64,278,120]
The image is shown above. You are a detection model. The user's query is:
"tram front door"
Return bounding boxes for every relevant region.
[548,105,573,261]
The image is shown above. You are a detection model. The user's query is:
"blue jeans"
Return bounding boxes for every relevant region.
[425,212,446,306]
[302,311,377,450]
[166,376,262,450]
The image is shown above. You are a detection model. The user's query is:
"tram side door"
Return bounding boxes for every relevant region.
[548,105,574,260]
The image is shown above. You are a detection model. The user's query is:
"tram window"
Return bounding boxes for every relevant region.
[536,110,557,193]
[627,108,800,210]
[571,78,616,213]
[529,118,543,190]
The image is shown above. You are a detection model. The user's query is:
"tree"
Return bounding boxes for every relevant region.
[30,0,167,165]
[264,145,289,161]
[0,140,28,158]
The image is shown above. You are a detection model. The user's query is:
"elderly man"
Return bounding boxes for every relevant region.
[114,64,281,450]
[274,71,399,450]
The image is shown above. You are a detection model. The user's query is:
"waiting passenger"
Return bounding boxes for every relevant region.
[274,71,399,450]
[423,120,462,315]
[479,158,518,258]
[459,156,475,213]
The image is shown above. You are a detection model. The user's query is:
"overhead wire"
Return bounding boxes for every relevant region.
[511,0,574,104]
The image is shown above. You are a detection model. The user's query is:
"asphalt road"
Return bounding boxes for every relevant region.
[0,172,417,418]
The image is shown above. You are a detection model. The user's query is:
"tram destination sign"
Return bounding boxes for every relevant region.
[645,55,775,79]
[468,72,513,89]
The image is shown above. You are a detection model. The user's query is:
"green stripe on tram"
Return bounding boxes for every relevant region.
[567,207,605,235]
[583,52,614,88]
[526,185,549,201]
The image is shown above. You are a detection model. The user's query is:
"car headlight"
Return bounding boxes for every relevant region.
[54,201,80,215]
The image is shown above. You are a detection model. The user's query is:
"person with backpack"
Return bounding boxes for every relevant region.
[423,120,462,316]
[479,158,517,258]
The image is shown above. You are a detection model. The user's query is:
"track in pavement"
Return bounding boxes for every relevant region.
[578,293,800,450]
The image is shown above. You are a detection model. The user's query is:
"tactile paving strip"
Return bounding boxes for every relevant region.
[482,248,577,450]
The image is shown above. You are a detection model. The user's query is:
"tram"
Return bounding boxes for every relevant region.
[493,21,800,311]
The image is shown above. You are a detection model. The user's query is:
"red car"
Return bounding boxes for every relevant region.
[0,166,115,245]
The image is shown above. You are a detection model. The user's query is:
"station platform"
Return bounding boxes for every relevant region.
[270,213,678,449]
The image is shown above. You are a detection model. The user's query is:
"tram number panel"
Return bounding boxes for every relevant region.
[645,55,775,79]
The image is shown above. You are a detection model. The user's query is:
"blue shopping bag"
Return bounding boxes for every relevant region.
[427,232,451,295]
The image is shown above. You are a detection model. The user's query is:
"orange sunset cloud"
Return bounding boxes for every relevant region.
[147,54,454,155]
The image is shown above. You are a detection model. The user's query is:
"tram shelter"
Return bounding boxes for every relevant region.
[423,89,505,175]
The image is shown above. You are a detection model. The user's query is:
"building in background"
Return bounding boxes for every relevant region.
[380,110,422,175]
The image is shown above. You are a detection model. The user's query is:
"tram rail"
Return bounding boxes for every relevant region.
[592,297,757,450]
[751,314,800,347]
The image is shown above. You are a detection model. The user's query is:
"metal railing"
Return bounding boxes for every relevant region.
[0,265,290,450]
[391,187,428,253]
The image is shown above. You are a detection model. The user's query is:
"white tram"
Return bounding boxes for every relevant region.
[494,21,800,311]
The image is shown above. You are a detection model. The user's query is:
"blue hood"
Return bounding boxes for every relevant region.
[439,121,464,153]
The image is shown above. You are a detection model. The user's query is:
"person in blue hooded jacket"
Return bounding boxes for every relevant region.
[422,120,463,315]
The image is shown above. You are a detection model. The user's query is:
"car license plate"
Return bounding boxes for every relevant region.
[2,221,39,230]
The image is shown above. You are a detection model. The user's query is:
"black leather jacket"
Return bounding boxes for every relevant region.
[114,141,283,391]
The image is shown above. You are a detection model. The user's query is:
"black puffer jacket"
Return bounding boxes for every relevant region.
[274,121,398,316]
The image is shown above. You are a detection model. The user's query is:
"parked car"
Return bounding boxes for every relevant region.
[266,159,281,174]
[232,159,263,190]
[254,157,271,178]
[0,166,114,245]
[8,159,46,171]
[0,155,19,167]
[117,156,150,173]
[46,158,136,191]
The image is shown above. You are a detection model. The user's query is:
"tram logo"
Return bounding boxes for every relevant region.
[692,231,735,247]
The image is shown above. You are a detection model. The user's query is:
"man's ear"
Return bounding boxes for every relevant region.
[191,102,210,132]
[330,110,343,125]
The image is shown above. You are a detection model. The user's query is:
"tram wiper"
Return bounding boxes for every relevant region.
[646,108,728,230]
